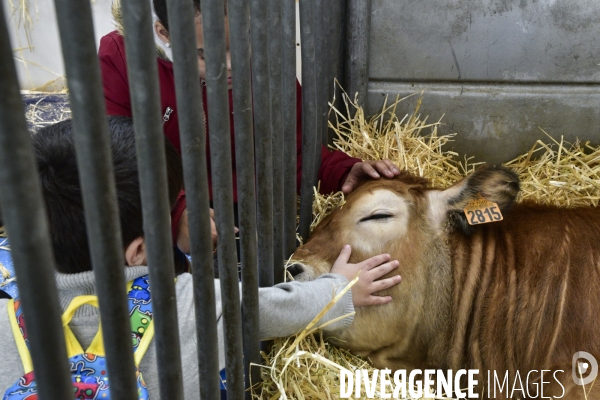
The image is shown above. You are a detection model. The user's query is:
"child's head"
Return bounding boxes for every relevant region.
[152,0,231,85]
[33,116,183,274]
[152,0,201,33]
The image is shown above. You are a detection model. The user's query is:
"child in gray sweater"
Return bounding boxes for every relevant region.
[0,117,401,399]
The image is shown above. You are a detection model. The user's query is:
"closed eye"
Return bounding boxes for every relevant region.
[359,213,393,222]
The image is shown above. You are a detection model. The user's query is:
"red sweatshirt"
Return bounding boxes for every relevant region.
[98,31,360,237]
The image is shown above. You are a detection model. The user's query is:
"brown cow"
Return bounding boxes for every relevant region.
[292,166,600,399]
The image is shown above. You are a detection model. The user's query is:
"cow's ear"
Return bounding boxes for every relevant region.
[443,166,520,233]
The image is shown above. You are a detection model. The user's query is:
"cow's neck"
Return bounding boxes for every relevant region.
[412,233,454,368]
[446,226,527,374]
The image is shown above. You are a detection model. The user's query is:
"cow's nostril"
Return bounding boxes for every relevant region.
[287,263,304,277]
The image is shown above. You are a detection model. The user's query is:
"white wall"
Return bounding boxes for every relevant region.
[4,0,116,90]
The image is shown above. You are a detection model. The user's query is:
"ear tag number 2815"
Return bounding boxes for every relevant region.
[463,195,503,225]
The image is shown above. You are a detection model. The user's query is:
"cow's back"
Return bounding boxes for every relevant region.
[448,203,600,397]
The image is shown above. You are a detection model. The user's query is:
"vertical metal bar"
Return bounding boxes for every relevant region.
[201,1,245,399]
[282,0,298,258]
[226,0,261,395]
[0,7,72,399]
[316,0,328,146]
[346,0,372,107]
[51,0,140,397]
[334,1,348,89]
[269,0,285,284]
[298,0,319,242]
[119,1,184,399]
[165,0,220,398]
[328,0,347,144]
[328,0,346,89]
[250,0,274,287]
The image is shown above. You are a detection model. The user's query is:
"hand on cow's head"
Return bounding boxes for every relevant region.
[330,245,402,307]
[341,159,401,194]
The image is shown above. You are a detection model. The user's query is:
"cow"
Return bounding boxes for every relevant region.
[291,166,600,399]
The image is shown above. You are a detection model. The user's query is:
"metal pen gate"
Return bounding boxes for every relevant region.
[0,0,358,398]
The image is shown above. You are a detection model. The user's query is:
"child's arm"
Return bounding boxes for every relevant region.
[258,248,400,339]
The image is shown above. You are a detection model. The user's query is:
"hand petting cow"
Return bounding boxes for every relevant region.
[290,166,600,400]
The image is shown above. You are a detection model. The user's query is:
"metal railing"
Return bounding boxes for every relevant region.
[0,0,356,397]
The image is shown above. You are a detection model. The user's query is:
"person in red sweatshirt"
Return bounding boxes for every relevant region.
[98,0,400,254]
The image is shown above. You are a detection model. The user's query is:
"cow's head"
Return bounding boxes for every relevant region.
[292,166,520,281]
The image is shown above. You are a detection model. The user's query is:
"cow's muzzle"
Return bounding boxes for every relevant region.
[286,262,304,277]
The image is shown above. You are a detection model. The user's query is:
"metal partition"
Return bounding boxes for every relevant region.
[358,0,600,164]
[0,0,340,397]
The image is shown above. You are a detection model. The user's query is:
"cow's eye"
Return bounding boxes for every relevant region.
[359,213,393,222]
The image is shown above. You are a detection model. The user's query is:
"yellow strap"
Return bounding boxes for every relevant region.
[61,295,99,324]
[61,296,105,357]
[134,320,154,367]
[125,278,154,364]
[62,325,85,358]
[7,300,33,374]
[8,277,160,371]
[86,322,105,356]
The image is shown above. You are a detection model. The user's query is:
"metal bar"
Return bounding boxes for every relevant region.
[331,0,347,89]
[335,1,348,90]
[282,0,298,258]
[165,0,220,398]
[226,0,261,395]
[51,0,140,397]
[298,0,319,242]
[0,7,72,399]
[316,0,328,146]
[269,0,285,284]
[201,1,245,398]
[346,0,372,108]
[328,0,347,145]
[250,0,274,287]
[322,0,346,146]
[119,1,184,399]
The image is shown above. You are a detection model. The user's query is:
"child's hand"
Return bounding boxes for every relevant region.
[341,159,401,194]
[209,208,218,250]
[177,208,220,254]
[330,244,401,307]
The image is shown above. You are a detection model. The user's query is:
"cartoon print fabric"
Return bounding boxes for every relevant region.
[3,276,153,400]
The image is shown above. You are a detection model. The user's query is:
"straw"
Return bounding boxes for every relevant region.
[255,85,599,399]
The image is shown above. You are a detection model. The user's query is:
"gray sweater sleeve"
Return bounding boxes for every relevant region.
[257,274,355,339]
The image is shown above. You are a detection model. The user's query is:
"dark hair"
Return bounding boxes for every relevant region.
[33,116,183,273]
[152,0,227,32]
[153,0,201,32]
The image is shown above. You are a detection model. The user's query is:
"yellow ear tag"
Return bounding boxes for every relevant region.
[463,194,503,225]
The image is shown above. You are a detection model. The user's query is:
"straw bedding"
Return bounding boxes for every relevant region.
[14,83,598,399]
[252,89,599,399]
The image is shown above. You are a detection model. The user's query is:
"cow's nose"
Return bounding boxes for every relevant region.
[287,263,304,277]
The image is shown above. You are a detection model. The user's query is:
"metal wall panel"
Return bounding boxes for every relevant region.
[365,0,600,163]
[367,83,600,164]
[370,0,600,83]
